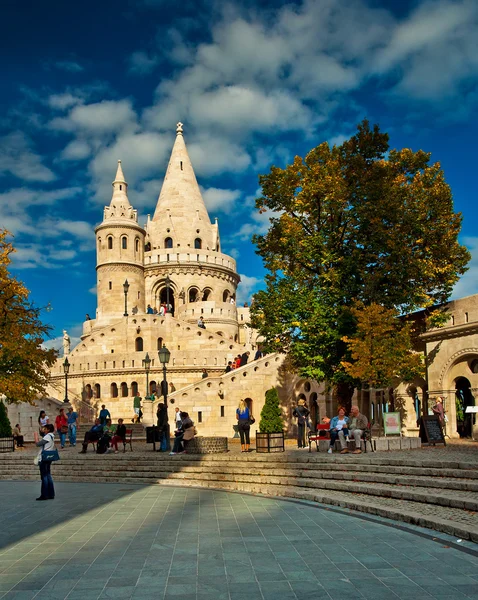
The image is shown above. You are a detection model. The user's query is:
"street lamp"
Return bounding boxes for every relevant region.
[63,357,70,403]
[142,352,151,398]
[123,279,130,316]
[165,275,171,314]
[158,345,171,450]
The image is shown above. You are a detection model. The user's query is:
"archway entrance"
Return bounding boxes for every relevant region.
[455,377,475,438]
[160,286,175,316]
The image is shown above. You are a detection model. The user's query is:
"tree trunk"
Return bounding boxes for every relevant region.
[335,382,355,413]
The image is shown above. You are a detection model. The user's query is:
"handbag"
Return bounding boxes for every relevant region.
[249,416,256,425]
[183,427,196,441]
[41,449,60,462]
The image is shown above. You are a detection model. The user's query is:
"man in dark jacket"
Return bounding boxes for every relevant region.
[240,351,250,366]
[79,419,104,453]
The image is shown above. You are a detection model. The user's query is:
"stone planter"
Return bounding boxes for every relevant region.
[185,436,228,454]
[0,437,15,453]
[256,432,285,453]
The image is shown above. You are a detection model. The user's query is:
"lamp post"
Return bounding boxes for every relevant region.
[158,345,171,450]
[142,352,151,398]
[165,275,171,314]
[123,280,130,316]
[63,357,70,403]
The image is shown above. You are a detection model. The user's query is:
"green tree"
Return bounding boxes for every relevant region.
[259,388,285,433]
[0,230,57,404]
[251,120,469,397]
[0,400,12,437]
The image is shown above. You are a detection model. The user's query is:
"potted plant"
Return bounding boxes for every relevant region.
[256,387,285,452]
[0,399,14,453]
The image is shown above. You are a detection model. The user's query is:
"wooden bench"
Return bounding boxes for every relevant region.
[308,424,375,453]
[123,429,133,453]
[308,424,330,452]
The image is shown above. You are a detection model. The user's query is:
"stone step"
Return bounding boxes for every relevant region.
[4,461,478,512]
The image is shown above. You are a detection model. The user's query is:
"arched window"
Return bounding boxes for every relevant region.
[145,242,151,252]
[165,237,173,248]
[135,337,143,352]
[131,381,138,396]
[85,384,93,400]
[121,382,128,397]
[202,289,211,301]
[122,237,127,250]
[194,238,202,249]
[107,236,113,250]
[150,381,157,394]
[157,337,163,350]
[94,383,101,398]
[135,238,140,252]
[223,290,230,302]
[189,288,198,303]
[111,383,118,398]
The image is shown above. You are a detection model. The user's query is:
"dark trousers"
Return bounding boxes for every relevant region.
[14,435,24,447]
[238,421,250,445]
[329,428,349,448]
[297,422,307,448]
[39,461,55,499]
[82,431,100,452]
[172,433,184,453]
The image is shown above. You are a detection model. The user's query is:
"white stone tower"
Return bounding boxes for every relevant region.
[144,123,240,339]
[95,161,146,323]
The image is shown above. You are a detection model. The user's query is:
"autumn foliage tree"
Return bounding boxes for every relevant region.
[0,230,57,404]
[342,303,424,388]
[251,121,469,398]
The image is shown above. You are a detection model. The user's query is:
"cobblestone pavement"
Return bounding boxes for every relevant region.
[0,482,478,600]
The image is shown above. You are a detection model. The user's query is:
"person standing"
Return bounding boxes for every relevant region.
[240,351,250,366]
[67,406,78,447]
[432,397,445,427]
[133,394,142,423]
[174,407,182,429]
[34,424,56,501]
[99,405,111,426]
[236,399,251,453]
[292,399,310,448]
[225,361,233,373]
[201,369,208,379]
[156,403,168,452]
[55,408,68,449]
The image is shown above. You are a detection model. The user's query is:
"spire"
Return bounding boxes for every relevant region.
[152,123,210,227]
[102,160,137,222]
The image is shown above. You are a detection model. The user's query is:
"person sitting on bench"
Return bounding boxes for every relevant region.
[79,419,103,454]
[340,405,368,454]
[328,407,350,454]
[111,419,127,454]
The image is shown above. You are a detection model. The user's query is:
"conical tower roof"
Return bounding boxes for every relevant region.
[100,160,139,225]
[148,123,217,252]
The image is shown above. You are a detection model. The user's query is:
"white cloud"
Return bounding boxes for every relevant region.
[200,187,241,214]
[452,237,478,300]
[54,60,84,73]
[50,99,138,135]
[237,274,263,304]
[61,139,91,160]
[0,132,55,183]
[48,93,83,110]
[128,51,160,74]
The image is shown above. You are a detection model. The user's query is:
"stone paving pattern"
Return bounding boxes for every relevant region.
[1,482,478,600]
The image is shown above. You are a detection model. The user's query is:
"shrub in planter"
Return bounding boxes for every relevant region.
[257,388,285,452]
[0,400,12,437]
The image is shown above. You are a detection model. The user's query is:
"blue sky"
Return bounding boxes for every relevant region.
[2,0,478,352]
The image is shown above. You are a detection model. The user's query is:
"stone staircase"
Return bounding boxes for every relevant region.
[2,451,477,542]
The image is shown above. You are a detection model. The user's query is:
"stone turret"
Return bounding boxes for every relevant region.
[95,161,146,323]
[144,124,240,339]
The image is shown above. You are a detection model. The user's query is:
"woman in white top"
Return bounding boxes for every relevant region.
[38,410,49,434]
[34,424,56,500]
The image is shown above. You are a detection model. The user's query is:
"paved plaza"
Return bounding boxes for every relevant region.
[0,482,477,600]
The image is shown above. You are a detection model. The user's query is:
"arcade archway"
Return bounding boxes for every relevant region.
[455,376,475,438]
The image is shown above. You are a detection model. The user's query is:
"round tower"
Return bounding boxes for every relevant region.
[95,161,146,324]
[144,123,240,339]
